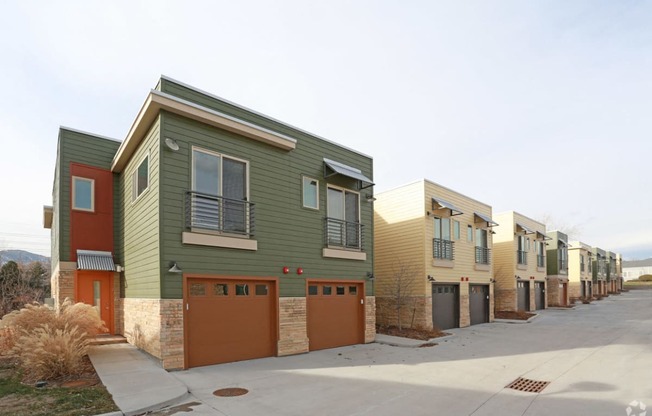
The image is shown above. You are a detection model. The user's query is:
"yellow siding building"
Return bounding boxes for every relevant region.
[374,179,496,330]
[492,211,548,312]
[568,241,593,300]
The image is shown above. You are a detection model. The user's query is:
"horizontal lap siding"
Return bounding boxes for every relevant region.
[58,130,121,262]
[374,182,426,296]
[121,119,161,298]
[159,111,373,299]
[423,181,493,283]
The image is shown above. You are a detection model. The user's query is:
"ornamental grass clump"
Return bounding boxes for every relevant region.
[0,299,105,381]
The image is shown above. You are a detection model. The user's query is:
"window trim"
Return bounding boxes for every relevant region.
[132,153,150,203]
[326,183,360,223]
[302,176,320,210]
[191,146,250,201]
[72,176,95,212]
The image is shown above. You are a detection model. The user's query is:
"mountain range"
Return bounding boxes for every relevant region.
[0,250,50,265]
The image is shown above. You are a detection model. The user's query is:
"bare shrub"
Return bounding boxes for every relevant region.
[0,298,105,380]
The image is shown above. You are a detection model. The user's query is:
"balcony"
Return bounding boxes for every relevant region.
[475,247,491,265]
[433,238,454,260]
[324,217,364,251]
[537,254,545,268]
[185,191,255,237]
[517,250,528,265]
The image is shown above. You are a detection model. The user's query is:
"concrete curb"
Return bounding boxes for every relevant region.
[94,412,124,416]
[493,313,539,324]
[375,332,455,348]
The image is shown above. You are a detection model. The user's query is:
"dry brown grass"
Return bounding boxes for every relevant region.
[0,299,105,381]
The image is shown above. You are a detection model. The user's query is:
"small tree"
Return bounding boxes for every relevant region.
[388,261,418,330]
[0,261,45,317]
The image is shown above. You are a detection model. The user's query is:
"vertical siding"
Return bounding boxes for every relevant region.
[158,110,373,299]
[121,118,161,298]
[374,181,427,297]
[57,129,121,262]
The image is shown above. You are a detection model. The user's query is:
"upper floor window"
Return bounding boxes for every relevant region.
[475,228,489,264]
[467,225,473,242]
[302,176,319,209]
[517,235,527,265]
[326,185,361,249]
[581,254,585,272]
[191,147,249,234]
[133,155,149,201]
[453,220,461,240]
[434,217,453,260]
[72,176,94,212]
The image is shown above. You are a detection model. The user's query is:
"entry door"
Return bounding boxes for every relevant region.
[562,283,568,306]
[534,282,545,310]
[469,285,489,325]
[76,271,113,333]
[432,284,459,330]
[517,281,530,311]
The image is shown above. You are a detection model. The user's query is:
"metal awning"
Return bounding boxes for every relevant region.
[536,231,551,241]
[77,250,115,271]
[474,212,499,227]
[431,198,463,216]
[516,223,535,234]
[323,158,374,189]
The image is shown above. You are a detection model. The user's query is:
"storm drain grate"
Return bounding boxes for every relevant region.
[213,387,249,397]
[506,377,550,393]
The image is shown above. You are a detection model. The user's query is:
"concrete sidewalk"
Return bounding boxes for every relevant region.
[88,343,189,416]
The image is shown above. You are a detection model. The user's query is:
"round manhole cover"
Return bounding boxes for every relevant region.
[213,387,249,397]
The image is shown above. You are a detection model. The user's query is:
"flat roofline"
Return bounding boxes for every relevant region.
[160,75,373,159]
[494,210,546,228]
[59,126,122,143]
[376,178,492,210]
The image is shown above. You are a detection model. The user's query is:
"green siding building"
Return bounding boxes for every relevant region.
[46,77,376,369]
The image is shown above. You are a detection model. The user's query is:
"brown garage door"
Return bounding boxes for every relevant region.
[185,277,277,368]
[307,281,364,351]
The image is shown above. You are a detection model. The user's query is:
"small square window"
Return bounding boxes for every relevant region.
[133,155,149,201]
[336,286,345,295]
[72,177,94,212]
[235,284,249,296]
[302,176,319,209]
[190,283,206,296]
[308,285,318,296]
[323,286,332,295]
[348,286,357,295]
[213,284,228,296]
[255,284,268,296]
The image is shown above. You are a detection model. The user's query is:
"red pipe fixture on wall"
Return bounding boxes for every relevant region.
[297,268,304,275]
[282,267,290,274]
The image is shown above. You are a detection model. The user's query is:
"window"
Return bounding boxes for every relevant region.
[326,186,361,249]
[453,220,460,240]
[525,237,530,251]
[475,228,489,264]
[191,148,249,234]
[536,241,546,267]
[580,255,585,272]
[434,217,453,260]
[517,236,527,265]
[302,176,319,209]
[133,155,149,201]
[467,225,473,242]
[72,176,94,211]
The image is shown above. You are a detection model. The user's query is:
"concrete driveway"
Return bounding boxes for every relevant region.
[160,290,652,416]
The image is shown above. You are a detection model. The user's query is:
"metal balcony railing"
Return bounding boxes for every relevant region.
[324,217,364,250]
[475,247,491,265]
[559,259,568,271]
[185,191,255,237]
[433,238,454,260]
[517,250,528,265]
[537,254,545,268]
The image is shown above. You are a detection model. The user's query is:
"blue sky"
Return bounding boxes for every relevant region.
[0,1,650,259]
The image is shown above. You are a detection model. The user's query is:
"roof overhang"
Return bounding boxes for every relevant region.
[43,205,53,229]
[111,90,297,172]
[323,158,374,189]
[77,250,115,271]
[431,197,463,216]
[516,223,535,234]
[474,212,498,227]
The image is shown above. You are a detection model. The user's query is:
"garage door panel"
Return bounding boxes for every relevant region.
[307,282,363,351]
[469,285,489,326]
[517,281,529,311]
[432,284,459,330]
[186,278,276,368]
